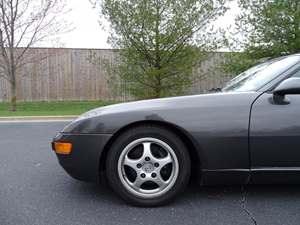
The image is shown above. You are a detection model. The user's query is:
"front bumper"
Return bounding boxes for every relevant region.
[52,133,112,183]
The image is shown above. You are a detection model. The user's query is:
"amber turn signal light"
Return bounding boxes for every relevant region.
[53,142,72,155]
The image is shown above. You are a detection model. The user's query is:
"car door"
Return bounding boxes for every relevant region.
[250,69,300,184]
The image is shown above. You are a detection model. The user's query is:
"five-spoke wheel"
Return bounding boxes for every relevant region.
[106,125,191,206]
[118,138,179,198]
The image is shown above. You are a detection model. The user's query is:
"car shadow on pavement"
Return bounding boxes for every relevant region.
[69,177,300,207]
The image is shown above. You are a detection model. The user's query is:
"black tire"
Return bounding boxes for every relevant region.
[106,125,191,206]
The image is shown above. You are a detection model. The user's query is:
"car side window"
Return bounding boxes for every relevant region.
[292,70,300,78]
[272,69,300,91]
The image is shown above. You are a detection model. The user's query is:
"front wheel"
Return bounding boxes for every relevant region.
[106,125,191,206]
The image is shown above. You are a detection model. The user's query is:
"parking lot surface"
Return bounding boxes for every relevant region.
[1,122,300,225]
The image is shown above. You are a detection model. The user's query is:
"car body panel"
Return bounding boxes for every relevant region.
[53,133,112,182]
[59,92,261,184]
[250,93,300,184]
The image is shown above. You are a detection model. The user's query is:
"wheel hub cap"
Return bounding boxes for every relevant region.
[142,163,154,173]
[117,138,179,199]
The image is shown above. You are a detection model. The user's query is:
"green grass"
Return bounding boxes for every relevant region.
[0,101,119,117]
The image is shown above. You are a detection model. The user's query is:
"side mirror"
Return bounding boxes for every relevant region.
[273,78,300,96]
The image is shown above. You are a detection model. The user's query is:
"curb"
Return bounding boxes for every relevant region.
[0,115,78,122]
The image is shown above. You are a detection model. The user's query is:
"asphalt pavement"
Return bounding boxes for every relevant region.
[1,121,300,225]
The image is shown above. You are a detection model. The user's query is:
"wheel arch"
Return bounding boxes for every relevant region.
[99,120,202,179]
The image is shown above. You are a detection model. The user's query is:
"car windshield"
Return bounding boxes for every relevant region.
[222,55,300,92]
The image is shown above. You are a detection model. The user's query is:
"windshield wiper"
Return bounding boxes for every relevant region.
[209,87,222,93]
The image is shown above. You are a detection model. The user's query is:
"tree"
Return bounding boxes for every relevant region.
[0,0,68,111]
[93,0,228,99]
[223,0,300,75]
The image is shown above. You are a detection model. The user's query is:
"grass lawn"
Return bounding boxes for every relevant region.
[0,101,119,117]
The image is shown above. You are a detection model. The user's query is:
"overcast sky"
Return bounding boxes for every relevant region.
[56,0,239,49]
[57,0,110,49]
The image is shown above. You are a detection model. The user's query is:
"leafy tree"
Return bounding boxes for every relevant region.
[93,0,228,99]
[223,0,300,75]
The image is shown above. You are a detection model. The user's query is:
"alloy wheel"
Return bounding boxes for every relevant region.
[117,138,179,199]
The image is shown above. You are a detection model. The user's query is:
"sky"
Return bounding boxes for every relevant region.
[55,0,240,49]
[57,0,110,49]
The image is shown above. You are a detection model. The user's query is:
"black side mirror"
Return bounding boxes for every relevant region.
[273,78,300,96]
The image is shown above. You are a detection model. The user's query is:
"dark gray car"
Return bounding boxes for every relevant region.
[52,54,300,206]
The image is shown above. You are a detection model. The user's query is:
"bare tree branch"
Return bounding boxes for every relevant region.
[0,0,69,111]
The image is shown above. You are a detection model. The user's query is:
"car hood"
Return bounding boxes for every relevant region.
[78,92,259,119]
[62,91,261,134]
[78,93,225,118]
